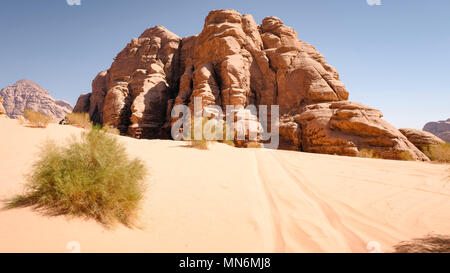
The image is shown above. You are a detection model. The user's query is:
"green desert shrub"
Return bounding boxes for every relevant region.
[65,112,92,129]
[5,126,147,227]
[423,143,450,163]
[24,109,51,128]
[394,234,450,253]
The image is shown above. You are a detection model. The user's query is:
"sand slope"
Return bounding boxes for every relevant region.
[0,117,449,253]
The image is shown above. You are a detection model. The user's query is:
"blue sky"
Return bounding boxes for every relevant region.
[0,0,449,129]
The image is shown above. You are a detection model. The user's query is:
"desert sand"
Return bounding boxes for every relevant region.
[0,117,449,253]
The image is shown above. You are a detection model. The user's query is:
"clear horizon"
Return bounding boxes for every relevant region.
[0,0,449,129]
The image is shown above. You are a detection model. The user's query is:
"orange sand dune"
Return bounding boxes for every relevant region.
[0,117,449,253]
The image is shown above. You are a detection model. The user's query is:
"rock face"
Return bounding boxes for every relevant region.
[74,9,429,160]
[423,119,450,143]
[1,79,73,120]
[73,93,91,113]
[399,128,445,151]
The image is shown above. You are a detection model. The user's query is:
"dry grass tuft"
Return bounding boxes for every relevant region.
[399,151,414,161]
[17,115,27,125]
[423,143,450,163]
[24,109,51,128]
[65,112,92,129]
[188,139,210,150]
[246,142,262,148]
[102,124,120,135]
[394,234,450,253]
[356,149,380,159]
[184,117,235,150]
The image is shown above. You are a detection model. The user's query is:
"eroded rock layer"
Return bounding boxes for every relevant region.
[74,9,428,160]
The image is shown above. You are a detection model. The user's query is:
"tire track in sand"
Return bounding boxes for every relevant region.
[270,152,367,252]
[253,150,366,252]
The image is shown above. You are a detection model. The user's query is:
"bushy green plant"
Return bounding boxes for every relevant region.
[5,126,147,227]
[24,109,51,128]
[65,112,92,129]
[423,143,450,163]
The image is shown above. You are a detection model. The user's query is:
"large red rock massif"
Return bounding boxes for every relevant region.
[1,79,73,120]
[74,9,429,160]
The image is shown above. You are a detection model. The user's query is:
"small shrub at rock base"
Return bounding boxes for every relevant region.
[24,109,51,128]
[65,112,92,129]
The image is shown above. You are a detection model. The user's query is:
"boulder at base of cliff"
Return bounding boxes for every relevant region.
[295,101,429,161]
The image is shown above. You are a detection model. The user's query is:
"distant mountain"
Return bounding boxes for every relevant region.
[423,119,450,143]
[0,79,73,120]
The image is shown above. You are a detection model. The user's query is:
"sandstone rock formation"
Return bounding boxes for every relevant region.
[294,102,428,160]
[74,9,429,160]
[423,119,450,143]
[0,79,73,120]
[73,93,91,113]
[399,128,445,151]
